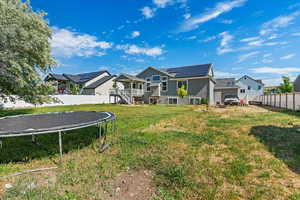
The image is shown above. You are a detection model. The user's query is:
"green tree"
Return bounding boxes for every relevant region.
[0,0,57,104]
[177,85,188,98]
[278,76,293,93]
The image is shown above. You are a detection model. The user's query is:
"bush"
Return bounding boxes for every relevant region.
[201,98,209,105]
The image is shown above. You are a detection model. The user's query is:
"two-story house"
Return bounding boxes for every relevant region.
[110,64,215,105]
[45,71,120,95]
[236,75,264,102]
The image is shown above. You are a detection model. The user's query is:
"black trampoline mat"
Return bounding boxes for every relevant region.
[0,111,115,137]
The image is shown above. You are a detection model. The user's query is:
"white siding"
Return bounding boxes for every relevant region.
[83,72,110,87]
[236,76,263,101]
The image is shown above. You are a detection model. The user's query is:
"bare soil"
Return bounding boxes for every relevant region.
[104,170,156,200]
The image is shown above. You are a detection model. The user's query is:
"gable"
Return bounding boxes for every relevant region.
[137,67,170,79]
[237,75,263,86]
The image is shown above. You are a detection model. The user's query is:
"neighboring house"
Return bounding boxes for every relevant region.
[110,64,215,105]
[236,75,264,102]
[294,75,300,92]
[45,71,120,95]
[214,78,239,104]
[264,86,279,94]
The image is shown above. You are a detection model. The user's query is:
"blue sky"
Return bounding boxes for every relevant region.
[31,0,300,86]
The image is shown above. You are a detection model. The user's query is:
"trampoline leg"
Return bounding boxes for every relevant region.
[32,135,36,143]
[98,123,102,138]
[58,131,63,162]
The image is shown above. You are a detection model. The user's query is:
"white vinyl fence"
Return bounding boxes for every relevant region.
[257,93,300,111]
[0,95,110,109]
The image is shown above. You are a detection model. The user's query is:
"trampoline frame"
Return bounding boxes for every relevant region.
[0,111,116,162]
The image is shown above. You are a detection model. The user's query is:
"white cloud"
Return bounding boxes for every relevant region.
[240,37,260,42]
[153,0,173,8]
[141,6,155,19]
[268,34,278,40]
[280,54,295,60]
[263,53,272,58]
[289,2,300,9]
[180,0,247,32]
[262,58,272,63]
[117,44,164,57]
[251,67,300,74]
[214,71,240,78]
[201,35,217,42]
[220,19,234,24]
[260,11,300,35]
[183,13,191,19]
[217,31,234,54]
[247,40,264,46]
[51,27,112,58]
[131,31,141,38]
[238,51,259,63]
[292,32,300,36]
[186,36,197,40]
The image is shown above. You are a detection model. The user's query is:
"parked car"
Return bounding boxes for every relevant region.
[224,95,239,105]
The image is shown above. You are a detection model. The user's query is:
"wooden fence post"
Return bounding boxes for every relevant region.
[286,93,288,109]
[279,94,280,108]
[293,93,296,111]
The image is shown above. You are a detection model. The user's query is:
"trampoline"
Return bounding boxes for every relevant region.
[0,111,116,161]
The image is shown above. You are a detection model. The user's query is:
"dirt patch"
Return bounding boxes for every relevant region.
[104,170,156,200]
[211,105,270,113]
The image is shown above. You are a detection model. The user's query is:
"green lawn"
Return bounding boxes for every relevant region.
[1,104,300,199]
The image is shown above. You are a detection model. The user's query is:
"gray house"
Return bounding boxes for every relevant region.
[294,75,300,92]
[110,64,215,105]
[214,78,239,104]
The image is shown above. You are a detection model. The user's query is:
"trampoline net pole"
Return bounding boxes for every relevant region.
[0,140,2,149]
[58,131,63,162]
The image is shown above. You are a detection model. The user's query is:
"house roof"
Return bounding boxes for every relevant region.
[215,78,239,89]
[115,73,146,82]
[163,64,213,78]
[63,71,109,83]
[237,75,264,85]
[84,75,116,89]
[46,71,110,83]
[46,73,69,81]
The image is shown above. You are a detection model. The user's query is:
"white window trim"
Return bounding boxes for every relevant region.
[146,77,151,92]
[189,97,201,105]
[151,75,161,82]
[161,76,168,92]
[168,97,178,105]
[177,80,188,90]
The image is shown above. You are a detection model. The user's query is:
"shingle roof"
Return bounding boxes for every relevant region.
[46,71,109,83]
[164,64,212,78]
[84,75,116,89]
[115,74,146,82]
[215,78,239,88]
[63,71,109,83]
[46,73,69,81]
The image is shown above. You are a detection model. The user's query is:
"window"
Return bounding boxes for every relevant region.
[190,98,201,105]
[139,84,143,90]
[146,78,151,92]
[177,80,188,89]
[240,89,245,93]
[161,76,168,91]
[168,98,178,105]
[248,86,251,90]
[258,85,261,90]
[132,83,136,89]
[152,75,161,82]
